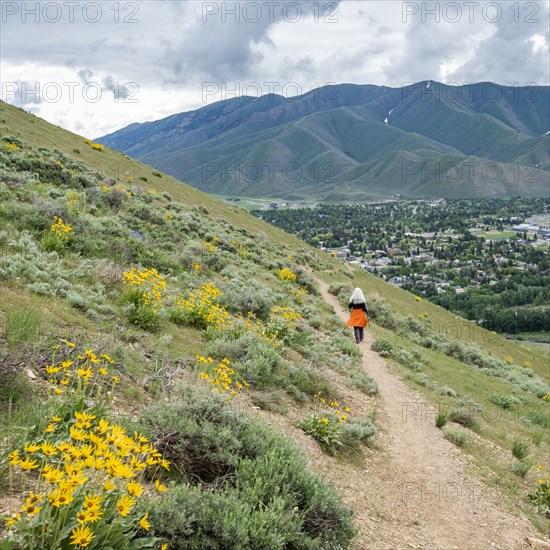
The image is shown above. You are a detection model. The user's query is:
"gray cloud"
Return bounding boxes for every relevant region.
[1,0,547,137]
[383,0,549,85]
[449,1,550,85]
[159,1,343,84]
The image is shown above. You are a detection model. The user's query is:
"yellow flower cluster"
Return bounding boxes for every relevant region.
[101,185,131,196]
[197,356,249,397]
[203,236,219,253]
[50,216,74,240]
[300,396,353,453]
[46,342,118,398]
[542,393,550,403]
[4,411,169,548]
[270,306,302,328]
[204,304,232,330]
[191,262,202,273]
[2,141,20,152]
[175,284,301,345]
[66,191,80,210]
[279,268,297,282]
[290,288,308,298]
[534,464,550,486]
[176,282,230,329]
[166,214,175,221]
[115,185,132,196]
[316,394,351,425]
[122,267,167,312]
[90,143,105,151]
[235,311,279,346]
[232,240,248,259]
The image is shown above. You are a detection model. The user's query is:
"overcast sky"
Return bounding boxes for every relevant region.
[1,0,549,138]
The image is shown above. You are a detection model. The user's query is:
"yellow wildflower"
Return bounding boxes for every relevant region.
[127,480,144,497]
[19,458,39,470]
[155,479,168,493]
[116,495,135,517]
[139,512,150,531]
[69,524,94,547]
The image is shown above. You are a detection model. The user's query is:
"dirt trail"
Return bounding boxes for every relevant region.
[308,276,541,549]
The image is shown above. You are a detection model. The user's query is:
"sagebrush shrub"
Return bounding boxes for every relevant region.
[371,339,394,356]
[347,371,379,396]
[443,426,468,446]
[139,388,356,548]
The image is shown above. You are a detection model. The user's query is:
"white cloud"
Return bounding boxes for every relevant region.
[1,0,548,138]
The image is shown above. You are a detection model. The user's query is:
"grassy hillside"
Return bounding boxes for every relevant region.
[0,101,549,547]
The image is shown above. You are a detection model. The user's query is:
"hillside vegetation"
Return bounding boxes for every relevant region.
[0,101,549,547]
[98,82,550,200]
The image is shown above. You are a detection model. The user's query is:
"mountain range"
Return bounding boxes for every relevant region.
[99,81,550,201]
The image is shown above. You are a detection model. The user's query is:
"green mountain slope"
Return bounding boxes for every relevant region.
[98,82,550,200]
[1,101,549,544]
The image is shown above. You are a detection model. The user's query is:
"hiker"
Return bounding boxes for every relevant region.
[347,287,369,343]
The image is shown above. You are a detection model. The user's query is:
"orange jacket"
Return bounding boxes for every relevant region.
[346,308,368,328]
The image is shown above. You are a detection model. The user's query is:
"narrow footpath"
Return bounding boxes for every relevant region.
[306,276,543,549]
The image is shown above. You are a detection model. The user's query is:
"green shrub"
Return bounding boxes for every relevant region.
[512,439,529,460]
[141,388,356,548]
[168,307,188,326]
[294,267,318,295]
[437,385,457,397]
[208,332,282,389]
[328,282,350,297]
[41,232,68,253]
[364,298,398,330]
[300,414,343,454]
[435,410,449,429]
[347,371,379,396]
[449,408,479,431]
[416,373,431,387]
[308,314,322,329]
[331,334,361,359]
[220,279,277,320]
[371,339,393,357]
[122,301,163,331]
[443,426,468,446]
[455,397,482,414]
[341,416,378,451]
[512,461,532,478]
[528,479,550,517]
[26,281,56,297]
[523,410,550,428]
[286,365,336,400]
[490,393,520,410]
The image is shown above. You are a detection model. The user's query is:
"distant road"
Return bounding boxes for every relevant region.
[512,340,550,349]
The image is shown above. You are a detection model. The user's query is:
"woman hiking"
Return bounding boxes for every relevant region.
[347,287,369,344]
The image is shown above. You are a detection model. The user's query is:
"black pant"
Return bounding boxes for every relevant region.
[353,327,364,343]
